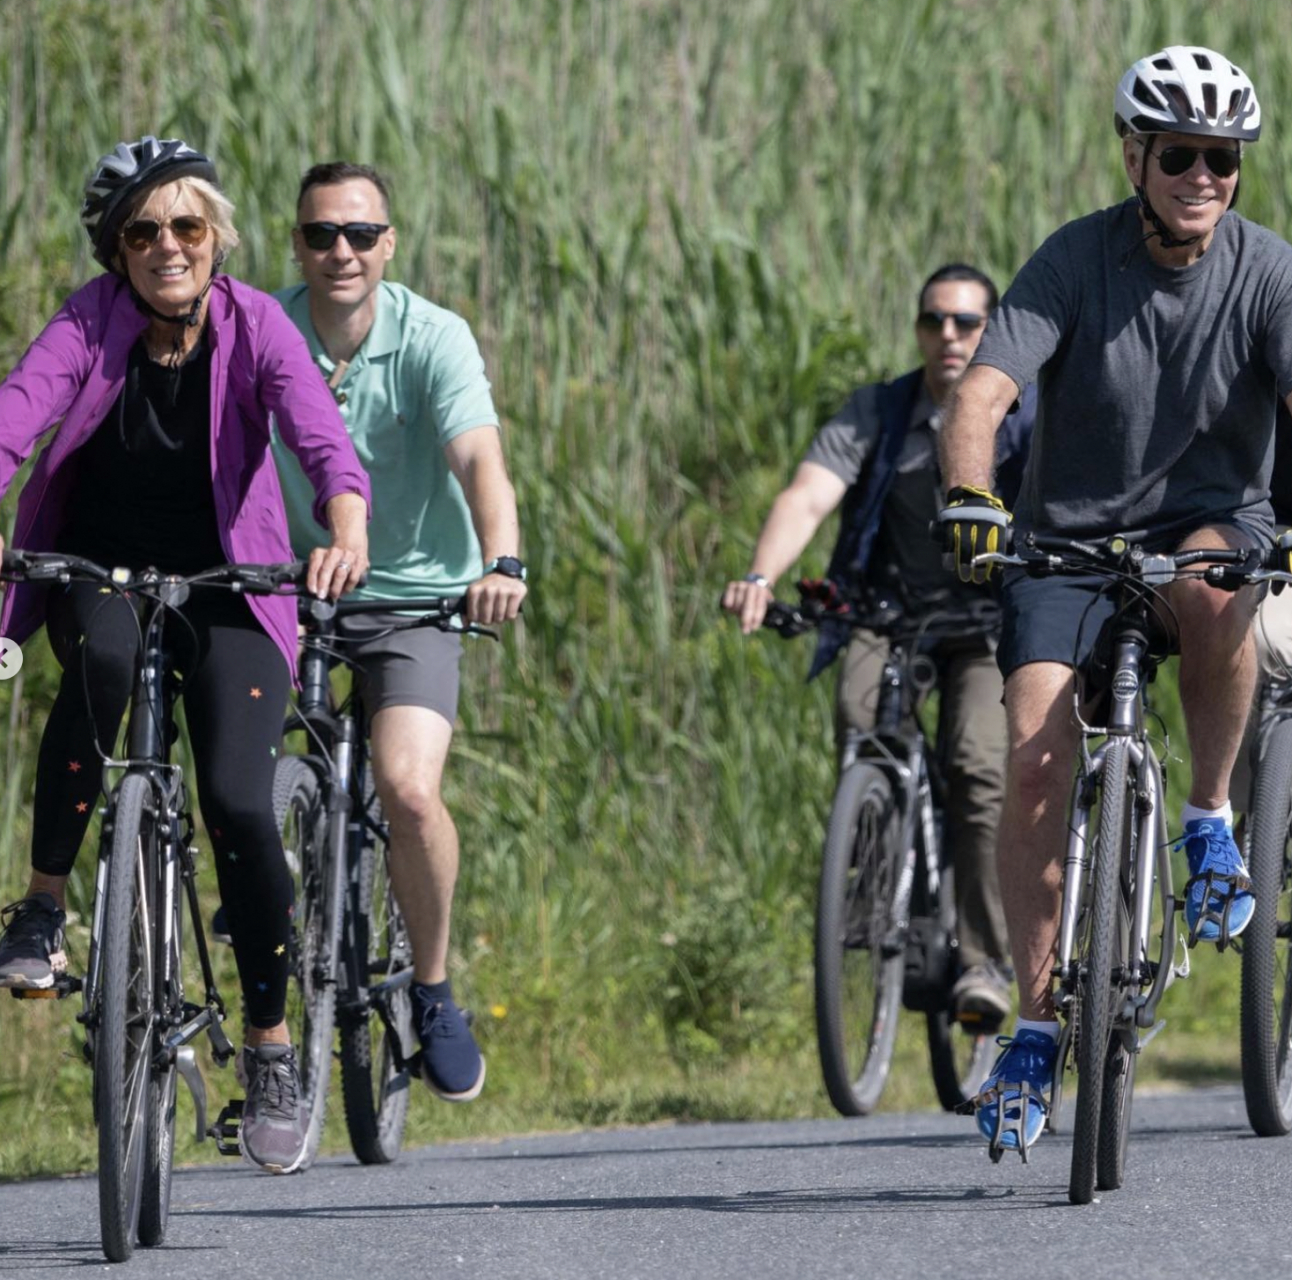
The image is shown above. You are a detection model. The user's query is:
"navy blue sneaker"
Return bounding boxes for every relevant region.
[1178,818,1254,945]
[411,983,485,1102]
[975,1030,1056,1160]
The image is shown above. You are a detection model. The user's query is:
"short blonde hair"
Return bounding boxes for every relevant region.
[116,175,241,268]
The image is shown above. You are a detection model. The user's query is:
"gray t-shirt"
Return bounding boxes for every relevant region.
[973,199,1292,543]
[806,382,978,602]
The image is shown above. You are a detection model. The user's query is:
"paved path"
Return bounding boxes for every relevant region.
[2,1088,1291,1277]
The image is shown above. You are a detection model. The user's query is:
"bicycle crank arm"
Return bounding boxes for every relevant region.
[175,1046,208,1142]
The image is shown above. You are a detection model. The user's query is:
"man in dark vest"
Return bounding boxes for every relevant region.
[723,263,1034,1026]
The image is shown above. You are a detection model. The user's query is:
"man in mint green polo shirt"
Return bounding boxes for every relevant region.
[273,161,527,1103]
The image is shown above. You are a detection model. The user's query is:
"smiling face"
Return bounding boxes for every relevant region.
[120,181,216,317]
[1123,130,1240,248]
[293,177,396,316]
[914,279,992,399]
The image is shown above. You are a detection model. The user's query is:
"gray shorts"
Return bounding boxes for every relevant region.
[336,610,462,724]
[997,517,1270,681]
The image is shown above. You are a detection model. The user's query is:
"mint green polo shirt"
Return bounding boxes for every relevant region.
[271,281,500,599]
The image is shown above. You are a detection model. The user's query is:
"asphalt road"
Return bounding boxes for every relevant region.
[2,1087,1291,1278]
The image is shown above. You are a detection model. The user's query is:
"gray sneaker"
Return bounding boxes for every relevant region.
[951,962,1011,1027]
[237,1045,308,1174]
[0,893,67,989]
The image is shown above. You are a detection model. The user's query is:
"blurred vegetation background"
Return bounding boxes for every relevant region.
[0,0,1284,1176]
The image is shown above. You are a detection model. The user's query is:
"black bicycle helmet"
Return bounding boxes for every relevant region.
[81,136,219,270]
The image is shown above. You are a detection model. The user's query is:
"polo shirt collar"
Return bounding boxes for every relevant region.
[291,282,400,374]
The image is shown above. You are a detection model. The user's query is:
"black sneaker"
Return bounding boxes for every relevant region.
[237,1044,309,1173]
[210,905,231,946]
[412,984,486,1102]
[0,893,67,990]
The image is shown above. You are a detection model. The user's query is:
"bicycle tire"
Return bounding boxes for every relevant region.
[1069,739,1130,1206]
[1096,1029,1137,1190]
[137,861,181,1248]
[95,773,156,1263]
[340,783,414,1164]
[924,863,995,1111]
[272,754,337,1171]
[815,762,905,1117]
[1241,713,1292,1136]
[927,1010,996,1112]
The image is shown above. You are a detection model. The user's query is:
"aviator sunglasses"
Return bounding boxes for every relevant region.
[1150,144,1241,179]
[120,214,210,252]
[916,310,987,335]
[297,221,390,252]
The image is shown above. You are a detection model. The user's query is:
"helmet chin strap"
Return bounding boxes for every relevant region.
[129,268,218,328]
[1133,144,1202,251]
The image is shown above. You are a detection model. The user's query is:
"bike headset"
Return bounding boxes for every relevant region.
[80,135,225,338]
[1113,45,1261,258]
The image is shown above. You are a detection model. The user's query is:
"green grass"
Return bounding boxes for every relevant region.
[0,0,1280,1177]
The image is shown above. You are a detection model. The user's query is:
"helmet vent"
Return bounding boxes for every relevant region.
[1153,56,1172,70]
[1202,83,1218,120]
[1193,52,1213,70]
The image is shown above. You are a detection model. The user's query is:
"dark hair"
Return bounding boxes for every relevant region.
[296,161,392,218]
[918,262,998,313]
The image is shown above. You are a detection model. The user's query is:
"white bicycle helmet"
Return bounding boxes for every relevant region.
[81,136,219,269]
[1114,46,1260,141]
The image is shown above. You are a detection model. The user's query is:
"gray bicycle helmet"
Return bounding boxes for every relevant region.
[1114,46,1261,141]
[81,136,219,269]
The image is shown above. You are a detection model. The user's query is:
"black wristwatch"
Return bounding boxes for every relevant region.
[484,555,527,582]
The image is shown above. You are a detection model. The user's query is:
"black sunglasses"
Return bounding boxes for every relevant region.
[1150,144,1241,179]
[916,310,987,334]
[298,221,390,252]
[120,214,210,252]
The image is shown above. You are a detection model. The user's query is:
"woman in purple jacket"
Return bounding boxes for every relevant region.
[0,137,372,1173]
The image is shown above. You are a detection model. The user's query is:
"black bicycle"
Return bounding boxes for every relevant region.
[261,591,492,1164]
[2,550,301,1263]
[759,582,1001,1116]
[1240,617,1292,1136]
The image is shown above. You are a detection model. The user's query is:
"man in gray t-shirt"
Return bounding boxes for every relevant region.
[936,44,1290,1158]
[723,263,1029,1027]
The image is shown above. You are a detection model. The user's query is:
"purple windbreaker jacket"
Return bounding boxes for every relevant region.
[0,272,371,677]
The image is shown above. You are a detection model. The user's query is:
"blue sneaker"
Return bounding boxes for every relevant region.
[411,983,485,1102]
[1177,818,1254,946]
[975,1030,1056,1160]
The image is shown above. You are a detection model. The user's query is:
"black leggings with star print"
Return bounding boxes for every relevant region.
[34,581,294,1028]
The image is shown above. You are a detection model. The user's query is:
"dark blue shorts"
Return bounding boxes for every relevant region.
[996,519,1271,680]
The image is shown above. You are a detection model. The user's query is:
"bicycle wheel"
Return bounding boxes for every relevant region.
[924,864,995,1111]
[138,864,181,1248]
[95,774,157,1263]
[1069,740,1130,1206]
[1241,713,1292,1136]
[927,1010,995,1112]
[272,754,337,1171]
[815,762,905,1116]
[340,785,414,1163]
[1096,1028,1137,1191]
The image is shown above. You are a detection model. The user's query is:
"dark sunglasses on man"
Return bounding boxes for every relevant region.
[297,221,390,252]
[1150,144,1241,178]
[916,310,987,335]
[120,215,210,252]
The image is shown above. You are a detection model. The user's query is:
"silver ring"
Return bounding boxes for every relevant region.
[338,561,351,572]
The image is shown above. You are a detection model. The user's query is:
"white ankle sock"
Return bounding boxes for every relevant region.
[1182,802,1233,830]
[1014,1017,1059,1041]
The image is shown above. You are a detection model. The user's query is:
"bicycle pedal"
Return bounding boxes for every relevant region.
[208,1098,244,1156]
[9,973,82,1000]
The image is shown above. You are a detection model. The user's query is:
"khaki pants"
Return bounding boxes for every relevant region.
[1232,585,1292,811]
[835,631,1010,969]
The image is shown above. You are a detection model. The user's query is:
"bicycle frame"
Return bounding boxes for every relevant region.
[78,578,235,1138]
[840,638,946,937]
